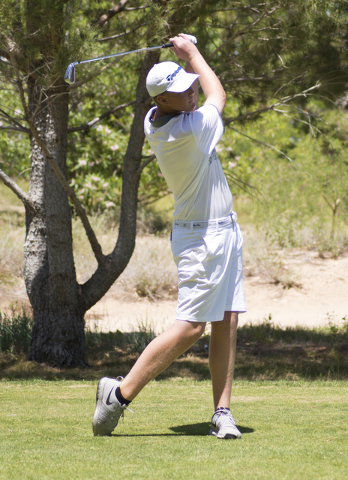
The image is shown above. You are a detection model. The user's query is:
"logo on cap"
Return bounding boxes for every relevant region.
[166,66,182,82]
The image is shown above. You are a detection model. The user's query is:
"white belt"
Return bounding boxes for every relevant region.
[173,212,237,230]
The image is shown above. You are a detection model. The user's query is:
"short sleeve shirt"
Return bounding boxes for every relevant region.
[144,104,233,221]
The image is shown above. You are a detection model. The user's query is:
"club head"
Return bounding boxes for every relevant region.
[64,63,76,84]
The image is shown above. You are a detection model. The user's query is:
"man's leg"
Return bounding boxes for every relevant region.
[209,311,238,409]
[93,320,206,436]
[208,311,240,439]
[120,320,206,401]
[93,320,205,436]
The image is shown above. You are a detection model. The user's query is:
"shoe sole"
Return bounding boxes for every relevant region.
[92,378,109,437]
[209,428,241,439]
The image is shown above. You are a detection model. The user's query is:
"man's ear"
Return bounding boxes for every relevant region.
[156,93,169,106]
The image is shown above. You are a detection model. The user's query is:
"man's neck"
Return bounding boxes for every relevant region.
[153,106,181,120]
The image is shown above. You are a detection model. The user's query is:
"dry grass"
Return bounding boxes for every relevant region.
[72,216,178,299]
[0,211,310,299]
[242,226,303,290]
[0,214,25,282]
[117,236,177,299]
[0,188,345,302]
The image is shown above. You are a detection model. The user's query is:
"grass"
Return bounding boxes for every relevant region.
[0,379,347,479]
[242,231,303,290]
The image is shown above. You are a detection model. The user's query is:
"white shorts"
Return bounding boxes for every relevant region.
[171,213,246,323]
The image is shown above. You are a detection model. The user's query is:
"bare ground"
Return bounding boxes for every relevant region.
[2,249,347,334]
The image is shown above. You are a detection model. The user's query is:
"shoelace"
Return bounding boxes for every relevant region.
[214,408,238,424]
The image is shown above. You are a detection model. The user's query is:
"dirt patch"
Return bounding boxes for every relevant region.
[1,249,347,333]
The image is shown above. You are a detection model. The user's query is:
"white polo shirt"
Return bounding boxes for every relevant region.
[144,104,232,221]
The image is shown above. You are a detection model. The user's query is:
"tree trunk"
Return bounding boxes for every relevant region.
[25,77,86,366]
[25,49,160,366]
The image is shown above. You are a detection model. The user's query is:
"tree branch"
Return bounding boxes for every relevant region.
[0,168,35,212]
[136,154,155,175]
[227,124,301,167]
[97,23,146,42]
[68,101,135,133]
[224,83,322,126]
[0,125,30,133]
[224,105,274,125]
[207,6,278,61]
[208,4,268,13]
[94,0,131,28]
[8,49,105,266]
[0,108,28,131]
[322,193,334,212]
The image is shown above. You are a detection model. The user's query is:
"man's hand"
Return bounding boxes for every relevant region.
[169,34,200,63]
[169,34,226,114]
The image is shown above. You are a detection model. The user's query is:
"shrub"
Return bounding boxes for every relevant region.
[0,308,33,354]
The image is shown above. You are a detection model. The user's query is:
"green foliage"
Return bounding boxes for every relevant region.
[0,80,30,178]
[63,0,348,213]
[1,314,348,381]
[1,0,348,230]
[0,307,33,354]
[237,314,348,346]
[220,99,348,248]
[68,124,128,212]
[85,321,156,354]
[0,0,101,82]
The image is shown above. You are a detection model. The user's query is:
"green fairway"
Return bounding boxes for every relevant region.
[1,379,347,480]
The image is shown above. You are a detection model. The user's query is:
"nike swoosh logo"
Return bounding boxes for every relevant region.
[106,387,114,405]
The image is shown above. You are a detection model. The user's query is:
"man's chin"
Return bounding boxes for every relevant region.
[183,103,196,113]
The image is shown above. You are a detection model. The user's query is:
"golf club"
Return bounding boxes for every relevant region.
[64,34,197,84]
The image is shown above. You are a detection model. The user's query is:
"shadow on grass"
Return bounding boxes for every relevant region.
[1,320,348,381]
[107,423,254,437]
[170,422,254,436]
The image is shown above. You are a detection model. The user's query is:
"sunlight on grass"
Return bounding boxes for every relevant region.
[0,180,28,207]
[0,380,347,480]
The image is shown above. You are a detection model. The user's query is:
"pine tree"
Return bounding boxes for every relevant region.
[0,0,346,365]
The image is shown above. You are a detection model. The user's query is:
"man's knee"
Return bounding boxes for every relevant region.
[189,321,206,340]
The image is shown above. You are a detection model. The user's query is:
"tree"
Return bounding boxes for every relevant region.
[0,0,347,366]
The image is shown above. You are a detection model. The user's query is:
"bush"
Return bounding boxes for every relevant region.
[85,320,156,355]
[0,308,33,354]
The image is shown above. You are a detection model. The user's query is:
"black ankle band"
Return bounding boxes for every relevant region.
[116,386,131,406]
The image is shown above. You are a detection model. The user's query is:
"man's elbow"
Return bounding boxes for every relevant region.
[205,91,226,114]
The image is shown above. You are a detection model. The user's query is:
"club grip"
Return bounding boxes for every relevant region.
[162,43,173,49]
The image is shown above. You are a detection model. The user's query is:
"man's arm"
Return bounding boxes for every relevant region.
[171,34,226,114]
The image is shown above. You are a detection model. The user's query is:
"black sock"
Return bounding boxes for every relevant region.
[115,386,131,406]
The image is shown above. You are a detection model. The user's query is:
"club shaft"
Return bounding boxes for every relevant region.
[65,35,196,84]
[74,44,173,67]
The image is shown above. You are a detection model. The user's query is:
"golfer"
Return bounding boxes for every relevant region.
[92,34,246,439]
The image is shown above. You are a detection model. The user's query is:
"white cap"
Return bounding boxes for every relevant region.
[146,61,200,97]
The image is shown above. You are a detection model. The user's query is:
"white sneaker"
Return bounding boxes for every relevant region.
[210,407,241,439]
[92,377,128,436]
